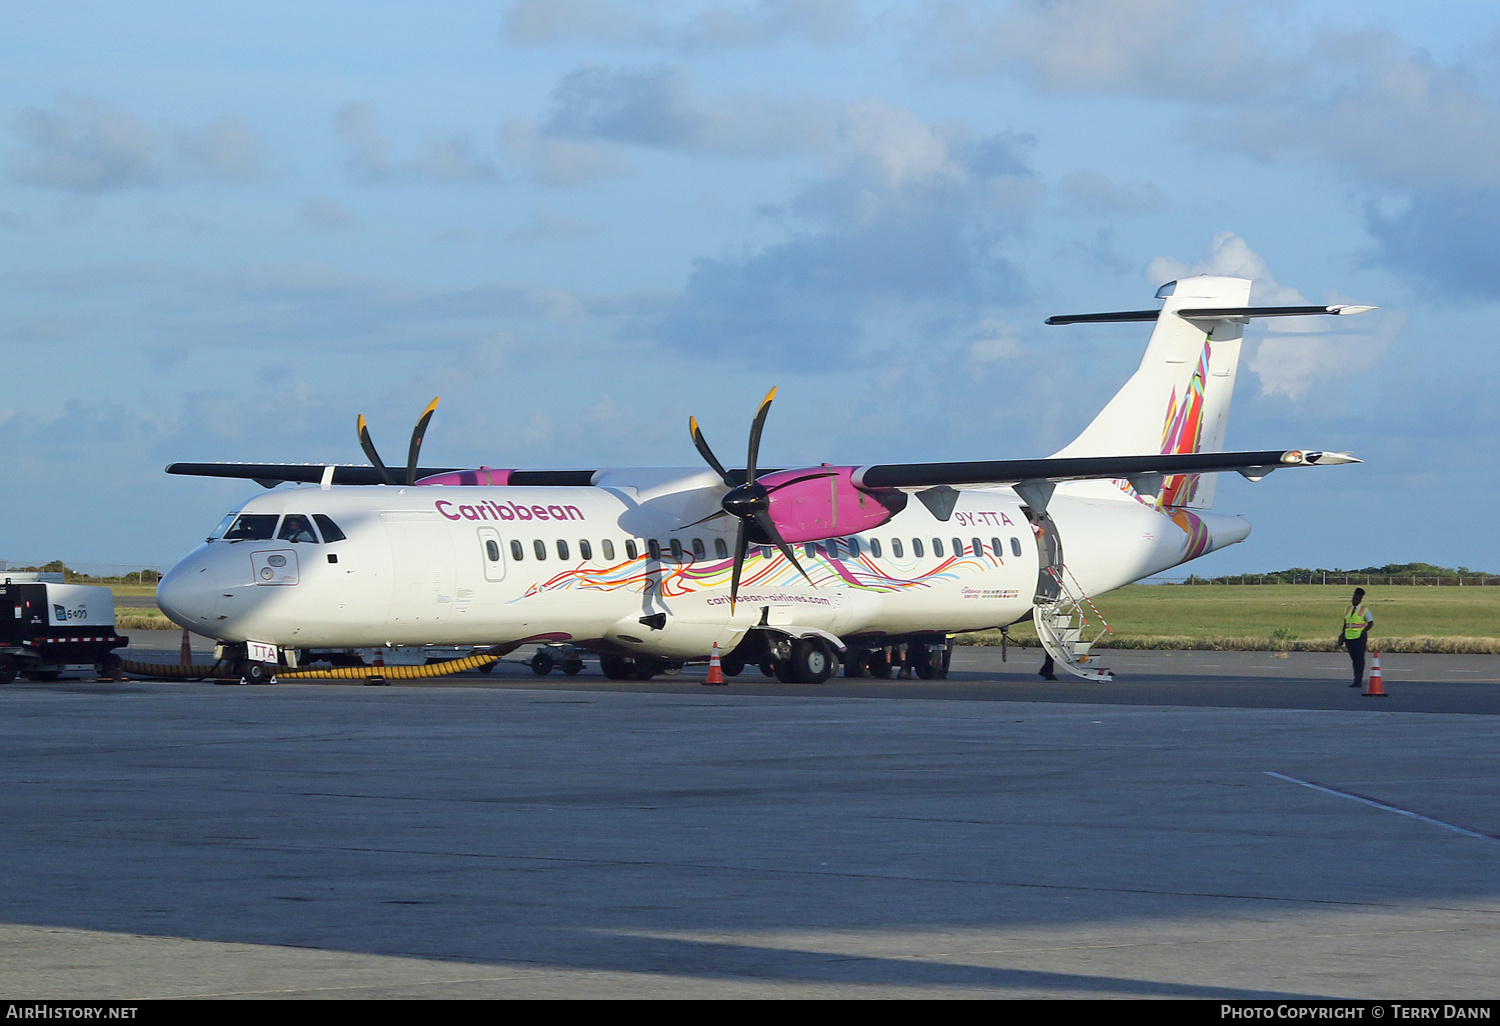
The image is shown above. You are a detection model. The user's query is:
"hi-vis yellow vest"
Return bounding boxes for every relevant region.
[1344,604,1370,640]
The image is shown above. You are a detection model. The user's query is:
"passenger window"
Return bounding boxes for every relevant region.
[313,514,346,543]
[870,538,882,558]
[557,540,569,560]
[602,539,615,560]
[804,543,817,560]
[511,540,524,561]
[992,537,1002,557]
[1011,537,1023,557]
[278,514,319,544]
[223,514,278,541]
[648,539,661,560]
[692,538,706,560]
[952,538,963,556]
[533,540,547,560]
[626,540,638,560]
[669,538,683,561]
[932,538,943,557]
[912,538,925,558]
[714,538,728,559]
[485,540,500,562]
[849,538,861,559]
[827,539,841,559]
[579,540,592,561]
[891,538,903,558]
[972,538,982,557]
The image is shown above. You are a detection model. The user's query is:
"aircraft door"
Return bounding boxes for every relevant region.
[1029,511,1064,601]
[381,513,457,627]
[476,527,506,582]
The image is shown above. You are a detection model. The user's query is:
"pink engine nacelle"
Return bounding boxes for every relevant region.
[414,468,514,486]
[757,465,907,544]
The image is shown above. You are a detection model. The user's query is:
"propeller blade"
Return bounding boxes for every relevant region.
[729,521,748,614]
[745,386,776,483]
[675,509,731,531]
[357,414,394,485]
[763,470,837,493]
[689,416,733,487]
[405,397,440,486]
[754,509,814,587]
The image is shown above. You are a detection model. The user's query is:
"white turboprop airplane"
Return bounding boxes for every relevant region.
[157,275,1372,684]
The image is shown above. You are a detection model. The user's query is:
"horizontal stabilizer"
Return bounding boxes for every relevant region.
[1046,304,1376,326]
[853,449,1359,490]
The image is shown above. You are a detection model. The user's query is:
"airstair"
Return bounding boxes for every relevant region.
[1033,566,1114,681]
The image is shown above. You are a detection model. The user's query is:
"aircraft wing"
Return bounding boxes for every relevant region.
[164,463,598,488]
[852,449,1359,490]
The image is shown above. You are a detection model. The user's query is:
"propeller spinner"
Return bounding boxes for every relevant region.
[357,397,440,486]
[688,388,832,612]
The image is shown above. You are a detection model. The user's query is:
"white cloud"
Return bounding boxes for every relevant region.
[1150,232,1397,400]
[1057,169,1164,215]
[499,117,631,187]
[1146,231,1306,305]
[298,195,361,231]
[1194,31,1500,192]
[6,95,270,192]
[967,318,1021,365]
[335,102,499,185]
[1247,311,1401,401]
[916,0,1282,102]
[504,0,863,51]
[540,64,837,158]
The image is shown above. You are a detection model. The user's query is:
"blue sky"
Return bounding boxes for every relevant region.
[2,1,1496,575]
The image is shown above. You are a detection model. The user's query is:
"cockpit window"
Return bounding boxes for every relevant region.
[208,513,239,540]
[313,515,346,543]
[223,514,279,541]
[278,514,319,544]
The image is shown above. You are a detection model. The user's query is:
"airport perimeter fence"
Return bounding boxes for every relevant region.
[0,561,169,584]
[1143,574,1500,586]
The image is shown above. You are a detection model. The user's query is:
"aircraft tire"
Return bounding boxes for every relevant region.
[240,660,274,684]
[759,661,775,677]
[599,654,633,679]
[788,638,834,684]
[721,657,744,677]
[844,652,868,678]
[866,650,892,679]
[530,651,554,675]
[562,661,583,675]
[914,645,936,680]
[632,659,660,681]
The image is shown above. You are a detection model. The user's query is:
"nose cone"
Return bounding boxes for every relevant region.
[157,544,228,633]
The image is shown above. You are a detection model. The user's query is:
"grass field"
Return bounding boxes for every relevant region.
[960,584,1500,653]
[107,583,1500,652]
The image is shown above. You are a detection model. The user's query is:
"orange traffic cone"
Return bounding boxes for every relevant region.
[1364,650,1386,697]
[704,642,726,686]
[179,628,192,666]
[368,648,386,685]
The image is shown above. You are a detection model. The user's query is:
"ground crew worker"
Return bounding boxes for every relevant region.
[1342,587,1374,687]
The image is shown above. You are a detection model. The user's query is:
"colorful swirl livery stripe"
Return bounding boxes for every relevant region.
[1114,336,1215,560]
[518,548,1005,601]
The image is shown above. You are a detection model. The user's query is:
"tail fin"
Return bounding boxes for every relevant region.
[1050,275,1251,509]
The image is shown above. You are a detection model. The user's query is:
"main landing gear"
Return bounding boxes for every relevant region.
[598,653,684,681]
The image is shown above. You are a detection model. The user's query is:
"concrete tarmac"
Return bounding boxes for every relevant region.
[2,636,1498,998]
